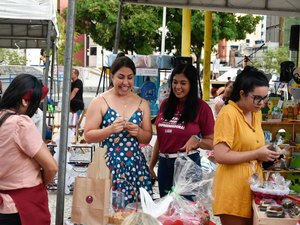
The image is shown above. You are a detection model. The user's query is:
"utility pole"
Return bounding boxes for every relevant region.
[279,17,284,47]
[161,7,167,55]
[114,0,123,54]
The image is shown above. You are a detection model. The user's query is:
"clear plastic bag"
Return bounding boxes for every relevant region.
[173,155,214,201]
[141,154,214,225]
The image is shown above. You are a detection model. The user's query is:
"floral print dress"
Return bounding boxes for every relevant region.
[100,98,153,205]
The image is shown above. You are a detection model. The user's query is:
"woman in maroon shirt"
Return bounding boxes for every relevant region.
[149,64,214,198]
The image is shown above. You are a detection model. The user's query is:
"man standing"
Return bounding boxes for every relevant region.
[70,68,84,118]
[212,53,221,80]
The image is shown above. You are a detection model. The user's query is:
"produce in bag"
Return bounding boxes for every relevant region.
[141,155,214,225]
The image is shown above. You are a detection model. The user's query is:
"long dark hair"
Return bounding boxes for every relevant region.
[229,66,269,102]
[0,74,44,126]
[163,64,199,124]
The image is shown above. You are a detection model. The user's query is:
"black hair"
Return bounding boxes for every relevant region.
[109,56,136,89]
[116,52,125,58]
[163,64,199,124]
[229,66,269,102]
[111,56,136,75]
[72,68,79,76]
[0,74,43,126]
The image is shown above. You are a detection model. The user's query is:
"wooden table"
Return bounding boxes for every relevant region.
[253,200,298,225]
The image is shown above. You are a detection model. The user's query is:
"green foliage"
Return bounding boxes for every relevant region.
[160,10,261,72]
[75,0,161,54]
[57,12,83,66]
[235,15,262,40]
[252,47,290,74]
[57,13,65,65]
[73,1,260,64]
[0,49,26,65]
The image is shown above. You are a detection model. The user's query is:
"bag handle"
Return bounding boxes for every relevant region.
[87,146,110,180]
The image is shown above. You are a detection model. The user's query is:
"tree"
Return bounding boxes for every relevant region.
[0,49,26,65]
[156,10,261,72]
[73,1,261,68]
[74,0,162,54]
[252,47,290,74]
[57,13,83,66]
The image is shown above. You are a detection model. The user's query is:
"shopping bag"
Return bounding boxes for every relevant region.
[71,146,111,225]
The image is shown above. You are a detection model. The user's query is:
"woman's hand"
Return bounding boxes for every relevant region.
[149,167,157,180]
[111,116,125,134]
[124,122,140,137]
[180,136,199,153]
[256,145,281,162]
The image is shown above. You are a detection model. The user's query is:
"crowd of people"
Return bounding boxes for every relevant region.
[0,54,279,225]
[83,57,277,225]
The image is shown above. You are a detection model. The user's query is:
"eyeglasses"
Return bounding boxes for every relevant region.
[248,93,269,105]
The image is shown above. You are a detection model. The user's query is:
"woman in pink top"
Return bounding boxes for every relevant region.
[0,74,58,225]
[213,80,234,119]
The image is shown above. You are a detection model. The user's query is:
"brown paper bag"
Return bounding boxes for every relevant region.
[71,146,110,225]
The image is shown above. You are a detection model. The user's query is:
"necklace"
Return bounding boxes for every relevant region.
[109,89,134,121]
[119,95,131,121]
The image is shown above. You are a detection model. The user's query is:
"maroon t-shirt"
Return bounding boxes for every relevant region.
[155,99,214,154]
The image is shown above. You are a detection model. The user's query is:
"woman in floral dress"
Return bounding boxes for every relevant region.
[84,56,153,205]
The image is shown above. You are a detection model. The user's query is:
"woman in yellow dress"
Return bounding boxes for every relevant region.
[212,66,280,225]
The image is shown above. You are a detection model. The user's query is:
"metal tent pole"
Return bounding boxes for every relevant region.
[42,21,53,140]
[55,0,76,224]
[50,43,56,101]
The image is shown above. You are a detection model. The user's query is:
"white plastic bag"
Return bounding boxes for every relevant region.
[140,155,214,224]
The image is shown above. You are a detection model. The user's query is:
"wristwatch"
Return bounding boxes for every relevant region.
[192,135,201,143]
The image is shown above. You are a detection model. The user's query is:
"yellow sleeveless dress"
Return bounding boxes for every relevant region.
[212,101,264,218]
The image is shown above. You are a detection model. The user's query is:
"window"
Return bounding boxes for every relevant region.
[90,47,97,56]
[255,40,264,45]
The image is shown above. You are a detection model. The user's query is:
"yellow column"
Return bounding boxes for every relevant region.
[181,8,191,56]
[203,11,212,101]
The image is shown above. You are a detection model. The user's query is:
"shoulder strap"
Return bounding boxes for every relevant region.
[101,96,110,107]
[138,98,143,107]
[0,112,15,127]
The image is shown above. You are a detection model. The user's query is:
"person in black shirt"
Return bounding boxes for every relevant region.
[70,68,84,119]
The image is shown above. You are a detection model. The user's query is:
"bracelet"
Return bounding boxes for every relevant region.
[192,135,201,143]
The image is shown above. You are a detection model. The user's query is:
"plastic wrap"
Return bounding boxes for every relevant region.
[250,172,291,204]
[173,155,214,202]
[140,155,214,225]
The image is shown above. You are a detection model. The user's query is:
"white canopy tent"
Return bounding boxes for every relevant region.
[123,0,300,17]
[0,0,59,48]
[0,0,59,139]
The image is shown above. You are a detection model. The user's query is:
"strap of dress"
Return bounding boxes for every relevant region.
[102,96,110,107]
[138,98,143,107]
